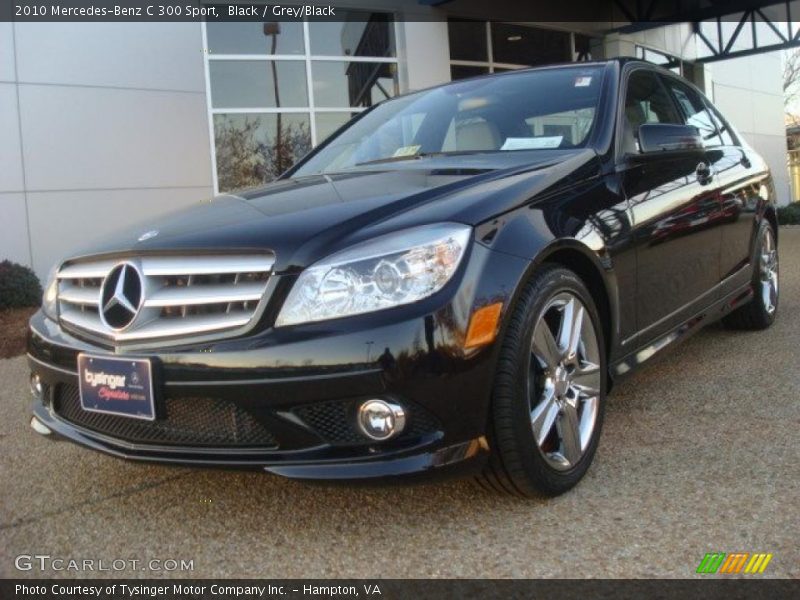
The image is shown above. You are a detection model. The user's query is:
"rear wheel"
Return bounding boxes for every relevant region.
[478,265,606,497]
[723,221,778,330]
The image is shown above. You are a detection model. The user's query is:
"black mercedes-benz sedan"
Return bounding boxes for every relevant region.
[27,59,779,496]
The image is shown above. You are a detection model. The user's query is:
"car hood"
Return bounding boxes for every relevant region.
[72,149,598,272]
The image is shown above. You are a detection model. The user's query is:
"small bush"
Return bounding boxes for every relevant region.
[0,260,42,310]
[777,202,800,225]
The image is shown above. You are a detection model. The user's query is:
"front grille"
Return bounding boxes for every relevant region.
[53,384,277,448]
[293,399,440,446]
[57,254,274,343]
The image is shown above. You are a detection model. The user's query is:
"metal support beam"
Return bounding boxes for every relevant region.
[609,0,789,31]
[692,2,800,63]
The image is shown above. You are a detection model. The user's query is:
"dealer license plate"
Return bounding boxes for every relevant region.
[77,353,156,421]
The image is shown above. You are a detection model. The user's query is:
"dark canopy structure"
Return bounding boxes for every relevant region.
[423,0,800,63]
[613,0,800,63]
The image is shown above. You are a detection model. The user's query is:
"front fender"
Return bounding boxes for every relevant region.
[474,179,631,362]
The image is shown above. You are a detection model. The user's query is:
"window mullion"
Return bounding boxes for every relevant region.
[486,22,494,72]
[201,21,220,195]
[207,54,306,61]
[302,20,317,146]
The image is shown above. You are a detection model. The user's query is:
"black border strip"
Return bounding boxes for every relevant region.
[3,579,800,599]
[2,0,793,23]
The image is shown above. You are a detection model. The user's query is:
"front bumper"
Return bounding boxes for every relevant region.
[27,243,531,481]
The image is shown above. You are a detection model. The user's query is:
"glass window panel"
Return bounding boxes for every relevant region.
[661,76,722,147]
[448,20,487,62]
[680,62,697,81]
[213,113,311,192]
[491,24,570,66]
[574,34,594,61]
[209,61,308,109]
[623,70,681,153]
[206,22,304,55]
[450,64,489,80]
[371,76,397,105]
[526,109,596,145]
[308,12,395,57]
[316,112,360,143]
[704,101,738,146]
[312,61,397,107]
[626,72,681,124]
[295,66,605,176]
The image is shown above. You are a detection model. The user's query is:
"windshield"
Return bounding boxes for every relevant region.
[293,65,605,176]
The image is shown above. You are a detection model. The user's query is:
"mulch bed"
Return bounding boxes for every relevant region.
[0,307,37,359]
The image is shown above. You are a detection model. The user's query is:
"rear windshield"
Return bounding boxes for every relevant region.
[293,65,605,175]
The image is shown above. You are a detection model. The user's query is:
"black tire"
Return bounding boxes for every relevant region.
[723,221,778,331]
[477,265,607,497]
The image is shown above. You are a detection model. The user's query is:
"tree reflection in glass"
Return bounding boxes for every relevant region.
[214,114,311,193]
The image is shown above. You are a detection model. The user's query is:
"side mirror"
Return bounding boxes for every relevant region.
[638,123,703,154]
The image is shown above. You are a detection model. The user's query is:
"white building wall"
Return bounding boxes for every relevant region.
[0,22,29,268]
[599,23,698,61]
[706,53,790,205]
[0,22,214,279]
[396,20,451,92]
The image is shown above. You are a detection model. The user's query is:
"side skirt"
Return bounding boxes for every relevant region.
[609,283,753,380]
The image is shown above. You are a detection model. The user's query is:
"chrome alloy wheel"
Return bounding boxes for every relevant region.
[760,227,778,315]
[528,292,602,471]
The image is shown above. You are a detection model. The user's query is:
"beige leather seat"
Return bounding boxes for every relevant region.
[622,102,647,154]
[455,119,502,151]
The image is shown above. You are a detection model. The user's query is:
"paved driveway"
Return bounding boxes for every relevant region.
[2,230,798,579]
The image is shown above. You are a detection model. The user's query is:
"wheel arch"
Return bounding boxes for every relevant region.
[534,242,618,377]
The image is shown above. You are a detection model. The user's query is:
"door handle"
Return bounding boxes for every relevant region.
[696,162,713,185]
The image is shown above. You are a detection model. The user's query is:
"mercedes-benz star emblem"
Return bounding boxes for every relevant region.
[100,263,143,330]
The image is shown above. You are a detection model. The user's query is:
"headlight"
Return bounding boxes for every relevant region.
[275,223,472,327]
[41,266,58,320]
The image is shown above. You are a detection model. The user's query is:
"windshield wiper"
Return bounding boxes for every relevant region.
[353,150,486,167]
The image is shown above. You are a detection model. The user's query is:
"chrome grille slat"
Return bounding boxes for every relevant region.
[58,260,118,279]
[145,282,265,307]
[141,255,274,276]
[58,285,100,306]
[60,308,253,340]
[57,254,274,344]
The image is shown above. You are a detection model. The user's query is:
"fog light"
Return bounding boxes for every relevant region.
[30,373,43,400]
[356,399,406,441]
[30,416,52,436]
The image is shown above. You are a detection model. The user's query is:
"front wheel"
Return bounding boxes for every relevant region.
[477,265,606,497]
[723,221,778,330]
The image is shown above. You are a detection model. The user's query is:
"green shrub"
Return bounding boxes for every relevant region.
[0,260,42,309]
[777,202,800,225]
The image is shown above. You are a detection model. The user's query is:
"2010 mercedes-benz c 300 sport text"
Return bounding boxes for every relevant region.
[27,59,779,496]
